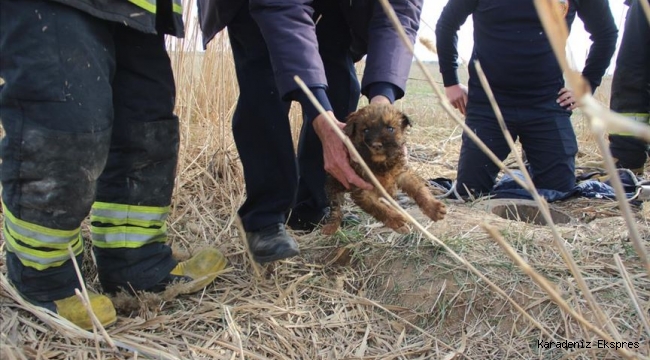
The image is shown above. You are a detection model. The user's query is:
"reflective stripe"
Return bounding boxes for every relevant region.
[92,202,169,216]
[3,204,79,240]
[619,113,650,123]
[91,202,168,228]
[609,113,650,136]
[90,215,165,228]
[172,0,182,14]
[91,224,167,249]
[5,227,83,270]
[91,202,169,249]
[128,0,183,14]
[129,0,156,13]
[4,220,78,250]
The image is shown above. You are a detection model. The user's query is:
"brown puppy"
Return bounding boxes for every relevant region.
[321,104,447,235]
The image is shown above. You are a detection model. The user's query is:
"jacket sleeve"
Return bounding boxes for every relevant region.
[434,0,477,87]
[576,0,618,91]
[361,0,423,101]
[248,0,327,100]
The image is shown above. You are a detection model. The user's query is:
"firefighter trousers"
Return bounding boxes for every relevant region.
[1,0,179,301]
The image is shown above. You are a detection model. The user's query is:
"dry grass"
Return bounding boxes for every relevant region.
[1,1,649,359]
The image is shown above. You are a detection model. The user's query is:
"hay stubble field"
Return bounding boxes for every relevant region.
[1,19,649,360]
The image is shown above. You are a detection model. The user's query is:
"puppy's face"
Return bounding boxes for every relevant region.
[344,104,411,164]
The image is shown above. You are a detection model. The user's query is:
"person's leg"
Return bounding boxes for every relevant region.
[227,6,299,263]
[92,21,226,294]
[228,7,297,232]
[608,0,650,174]
[517,103,578,192]
[289,3,361,230]
[0,0,115,329]
[609,131,649,174]
[455,104,515,197]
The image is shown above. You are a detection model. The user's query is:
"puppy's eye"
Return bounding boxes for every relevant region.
[386,126,394,132]
[363,128,370,134]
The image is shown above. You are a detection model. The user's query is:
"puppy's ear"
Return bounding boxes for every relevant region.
[343,112,359,138]
[400,113,412,130]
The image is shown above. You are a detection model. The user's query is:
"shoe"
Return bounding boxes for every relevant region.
[158,248,227,294]
[246,223,300,263]
[33,292,117,331]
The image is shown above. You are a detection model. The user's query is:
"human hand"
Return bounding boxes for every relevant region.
[444,84,468,115]
[313,112,373,190]
[557,87,578,110]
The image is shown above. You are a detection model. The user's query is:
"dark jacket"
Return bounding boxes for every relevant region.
[610,0,650,114]
[436,0,618,107]
[49,0,184,37]
[197,0,422,101]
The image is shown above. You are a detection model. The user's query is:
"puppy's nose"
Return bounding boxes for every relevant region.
[371,142,383,150]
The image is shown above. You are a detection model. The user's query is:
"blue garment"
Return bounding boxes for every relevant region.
[455,101,578,196]
[491,169,641,202]
[435,0,617,107]
[430,169,643,203]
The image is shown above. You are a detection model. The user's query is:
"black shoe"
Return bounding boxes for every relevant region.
[246,223,300,263]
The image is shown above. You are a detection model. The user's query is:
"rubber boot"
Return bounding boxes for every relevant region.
[163,248,228,294]
[51,292,117,330]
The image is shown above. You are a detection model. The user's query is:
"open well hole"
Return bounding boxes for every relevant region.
[491,204,573,225]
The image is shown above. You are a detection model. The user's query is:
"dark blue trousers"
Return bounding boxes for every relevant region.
[228,4,360,232]
[456,100,578,196]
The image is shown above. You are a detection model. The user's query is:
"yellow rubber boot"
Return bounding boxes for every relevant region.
[169,248,227,294]
[54,292,116,330]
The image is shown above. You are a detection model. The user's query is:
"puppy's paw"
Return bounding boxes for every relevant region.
[321,222,340,235]
[394,225,410,234]
[385,217,409,234]
[422,199,447,221]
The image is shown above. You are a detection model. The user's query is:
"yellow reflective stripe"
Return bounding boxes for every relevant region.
[128,0,183,15]
[91,203,167,227]
[2,203,78,238]
[90,202,169,246]
[91,224,167,248]
[5,228,83,270]
[4,221,79,250]
[609,113,649,136]
[90,215,164,229]
[91,239,165,249]
[91,224,166,236]
[5,234,83,259]
[129,0,156,13]
[619,113,650,122]
[172,0,182,14]
[91,202,168,228]
[92,202,169,215]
